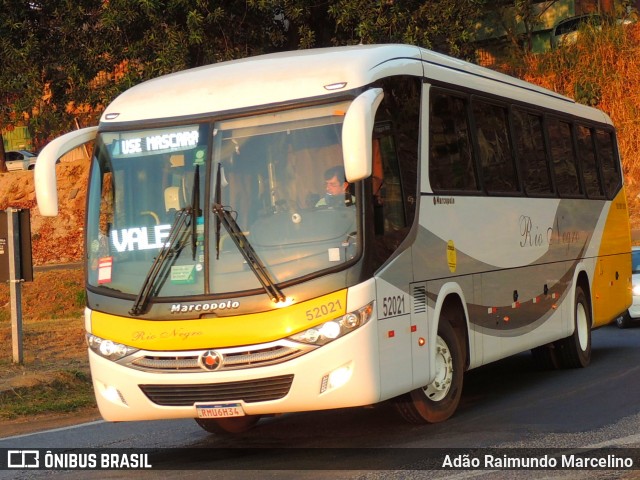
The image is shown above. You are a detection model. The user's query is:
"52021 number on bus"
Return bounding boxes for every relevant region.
[382,295,406,317]
[306,300,343,321]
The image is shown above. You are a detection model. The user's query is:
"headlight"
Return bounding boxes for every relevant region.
[86,333,138,361]
[633,284,640,297]
[289,302,374,346]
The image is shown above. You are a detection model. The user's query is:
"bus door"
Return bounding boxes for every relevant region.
[375,262,430,399]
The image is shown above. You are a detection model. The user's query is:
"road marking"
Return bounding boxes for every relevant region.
[0,419,105,442]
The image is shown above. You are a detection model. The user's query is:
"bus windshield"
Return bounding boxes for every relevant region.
[86,101,359,301]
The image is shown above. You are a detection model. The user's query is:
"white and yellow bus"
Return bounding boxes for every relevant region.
[35,44,631,433]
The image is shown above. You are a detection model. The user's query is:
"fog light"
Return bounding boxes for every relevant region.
[101,384,127,406]
[320,363,353,393]
[329,366,352,388]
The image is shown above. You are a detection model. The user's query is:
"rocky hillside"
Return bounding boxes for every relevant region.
[0,160,89,265]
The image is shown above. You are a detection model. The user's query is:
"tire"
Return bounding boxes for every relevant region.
[556,285,591,369]
[615,312,631,329]
[394,319,464,424]
[194,415,261,434]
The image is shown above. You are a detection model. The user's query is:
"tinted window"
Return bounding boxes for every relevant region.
[472,100,518,193]
[429,91,478,192]
[576,125,603,198]
[372,76,420,269]
[596,129,620,198]
[548,118,581,196]
[513,109,552,195]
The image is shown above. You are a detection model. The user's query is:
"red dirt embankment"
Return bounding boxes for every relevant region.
[0,160,89,265]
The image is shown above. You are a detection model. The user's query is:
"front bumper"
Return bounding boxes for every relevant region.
[89,318,382,422]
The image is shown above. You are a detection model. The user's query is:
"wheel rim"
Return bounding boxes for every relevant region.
[576,302,589,351]
[422,335,453,402]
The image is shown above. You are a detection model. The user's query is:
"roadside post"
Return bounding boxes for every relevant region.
[0,208,34,364]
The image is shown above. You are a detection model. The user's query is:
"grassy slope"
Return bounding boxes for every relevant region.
[0,269,95,422]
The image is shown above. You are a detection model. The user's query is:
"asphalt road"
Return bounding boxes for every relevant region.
[2,324,640,479]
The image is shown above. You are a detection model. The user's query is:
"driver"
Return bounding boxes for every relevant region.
[316,165,355,207]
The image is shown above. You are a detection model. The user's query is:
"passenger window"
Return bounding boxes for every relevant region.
[548,118,581,196]
[472,100,518,194]
[576,125,604,198]
[512,109,552,196]
[596,129,621,199]
[429,91,478,192]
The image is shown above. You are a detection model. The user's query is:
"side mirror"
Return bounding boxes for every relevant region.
[342,88,384,183]
[35,126,98,216]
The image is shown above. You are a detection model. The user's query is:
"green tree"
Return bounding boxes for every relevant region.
[329,0,484,58]
[0,0,487,152]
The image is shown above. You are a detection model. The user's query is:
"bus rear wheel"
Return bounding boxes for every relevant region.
[194,415,261,434]
[556,285,591,369]
[394,320,464,424]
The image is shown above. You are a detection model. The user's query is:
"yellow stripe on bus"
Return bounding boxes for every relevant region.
[592,188,632,327]
[90,290,348,350]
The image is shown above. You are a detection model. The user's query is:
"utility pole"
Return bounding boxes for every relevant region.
[7,208,23,364]
[1,208,33,364]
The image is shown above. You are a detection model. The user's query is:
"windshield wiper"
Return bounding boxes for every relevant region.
[190,165,201,260]
[129,209,192,316]
[130,165,201,316]
[213,163,286,304]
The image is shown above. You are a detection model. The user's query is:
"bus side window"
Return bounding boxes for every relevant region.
[596,129,621,199]
[471,100,518,194]
[576,124,604,199]
[548,117,582,197]
[512,109,553,196]
[370,76,420,268]
[372,126,405,234]
[429,91,478,192]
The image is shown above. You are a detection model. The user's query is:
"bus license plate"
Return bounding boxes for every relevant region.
[196,403,245,418]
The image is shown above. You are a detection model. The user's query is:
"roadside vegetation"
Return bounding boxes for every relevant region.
[0,268,95,420]
[518,20,640,225]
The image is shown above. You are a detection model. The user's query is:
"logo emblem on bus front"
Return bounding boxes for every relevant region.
[199,350,223,371]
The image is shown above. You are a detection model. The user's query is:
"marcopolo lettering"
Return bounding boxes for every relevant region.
[171,301,240,313]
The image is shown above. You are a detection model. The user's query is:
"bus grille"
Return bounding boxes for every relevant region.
[139,375,294,406]
[125,341,315,373]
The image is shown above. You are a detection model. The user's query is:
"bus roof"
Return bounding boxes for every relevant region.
[100,44,610,126]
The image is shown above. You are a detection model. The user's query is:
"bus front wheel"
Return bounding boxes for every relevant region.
[394,320,464,424]
[194,415,261,434]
